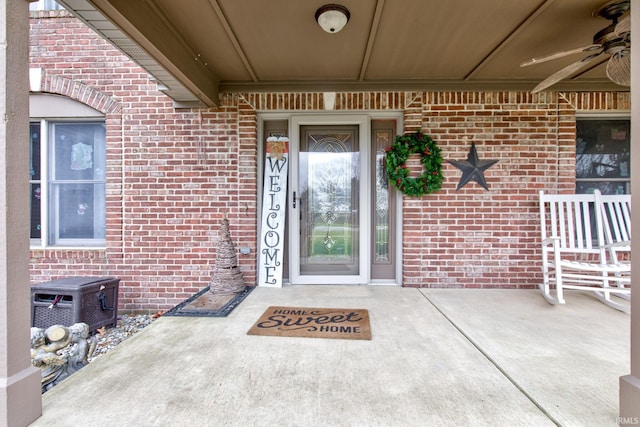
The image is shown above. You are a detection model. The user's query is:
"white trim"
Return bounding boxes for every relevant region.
[29,68,42,92]
[29,93,103,118]
[369,280,399,286]
[40,120,49,247]
[576,112,630,118]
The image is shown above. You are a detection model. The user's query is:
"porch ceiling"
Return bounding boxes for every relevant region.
[57,0,630,107]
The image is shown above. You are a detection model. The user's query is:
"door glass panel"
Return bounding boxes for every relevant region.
[374,129,391,263]
[299,126,359,275]
[371,121,396,280]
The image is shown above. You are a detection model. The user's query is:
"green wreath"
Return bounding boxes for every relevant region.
[385,131,443,197]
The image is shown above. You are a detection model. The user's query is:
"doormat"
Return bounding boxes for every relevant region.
[247,306,371,340]
[164,286,254,318]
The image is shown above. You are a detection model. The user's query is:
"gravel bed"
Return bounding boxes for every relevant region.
[88,313,157,362]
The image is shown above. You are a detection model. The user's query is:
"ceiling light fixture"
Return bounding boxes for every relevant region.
[315,4,350,34]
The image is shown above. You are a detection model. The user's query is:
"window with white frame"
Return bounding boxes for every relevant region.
[575,117,630,242]
[30,96,106,247]
[576,117,630,195]
[29,0,64,11]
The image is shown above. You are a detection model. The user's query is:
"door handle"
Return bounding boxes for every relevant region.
[292,191,296,209]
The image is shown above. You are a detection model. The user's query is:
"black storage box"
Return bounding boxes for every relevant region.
[31,276,119,331]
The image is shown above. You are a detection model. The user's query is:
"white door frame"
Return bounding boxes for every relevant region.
[289,114,371,284]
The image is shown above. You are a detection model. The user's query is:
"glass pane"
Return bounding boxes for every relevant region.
[48,122,106,245]
[50,183,106,241]
[576,181,629,196]
[30,123,41,180]
[576,119,630,180]
[300,127,359,275]
[52,123,106,181]
[30,123,42,241]
[374,129,392,264]
[30,184,42,239]
[30,0,64,11]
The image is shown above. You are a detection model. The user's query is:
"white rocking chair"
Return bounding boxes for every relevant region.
[599,192,632,300]
[539,190,631,312]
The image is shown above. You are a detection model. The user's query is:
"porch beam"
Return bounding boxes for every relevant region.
[88,0,220,107]
[219,79,628,94]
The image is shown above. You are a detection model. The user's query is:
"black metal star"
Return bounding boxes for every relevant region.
[447,143,499,191]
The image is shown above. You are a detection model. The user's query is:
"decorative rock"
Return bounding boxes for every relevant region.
[209,216,245,295]
[31,322,92,392]
[29,314,156,393]
[88,314,155,361]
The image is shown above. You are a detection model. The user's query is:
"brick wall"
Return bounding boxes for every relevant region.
[405,92,574,288]
[29,12,631,311]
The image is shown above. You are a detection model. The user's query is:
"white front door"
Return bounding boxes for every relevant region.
[289,115,370,284]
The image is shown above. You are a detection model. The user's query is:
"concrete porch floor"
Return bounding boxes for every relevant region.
[30,287,630,427]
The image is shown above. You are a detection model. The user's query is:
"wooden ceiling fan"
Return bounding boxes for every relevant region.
[521,0,630,93]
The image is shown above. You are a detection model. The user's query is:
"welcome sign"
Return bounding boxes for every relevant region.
[258,137,289,287]
[247,306,372,340]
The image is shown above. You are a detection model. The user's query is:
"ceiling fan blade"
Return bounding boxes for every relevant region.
[606,49,630,86]
[520,44,600,67]
[531,52,604,93]
[615,10,630,36]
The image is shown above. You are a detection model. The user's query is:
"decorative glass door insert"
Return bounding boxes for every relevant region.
[299,126,360,276]
[371,120,396,280]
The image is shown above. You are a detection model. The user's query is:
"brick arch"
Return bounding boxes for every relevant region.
[41,74,122,115]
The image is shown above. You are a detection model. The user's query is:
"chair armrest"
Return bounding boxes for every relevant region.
[603,240,631,249]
